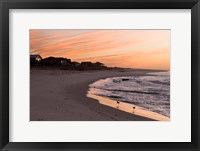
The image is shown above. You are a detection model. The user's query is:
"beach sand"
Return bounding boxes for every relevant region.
[30,69,169,121]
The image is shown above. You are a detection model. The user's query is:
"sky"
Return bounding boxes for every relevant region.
[30,30,170,70]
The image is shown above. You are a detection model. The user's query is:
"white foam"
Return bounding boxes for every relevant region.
[88,73,170,117]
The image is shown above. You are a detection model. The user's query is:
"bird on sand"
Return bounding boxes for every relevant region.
[132,106,136,113]
[116,101,120,108]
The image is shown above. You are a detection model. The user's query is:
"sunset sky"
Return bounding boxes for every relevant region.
[30,30,170,70]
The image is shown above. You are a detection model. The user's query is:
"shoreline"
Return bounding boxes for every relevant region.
[87,88,169,121]
[30,69,168,121]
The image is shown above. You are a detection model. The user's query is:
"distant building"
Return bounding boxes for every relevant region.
[95,62,104,67]
[30,54,42,64]
[72,61,80,67]
[30,55,107,70]
[61,59,71,66]
[42,57,71,66]
[81,62,93,67]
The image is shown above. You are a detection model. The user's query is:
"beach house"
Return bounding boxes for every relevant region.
[30,54,42,64]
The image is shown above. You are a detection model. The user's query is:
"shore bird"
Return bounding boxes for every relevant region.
[116,101,120,108]
[132,106,136,113]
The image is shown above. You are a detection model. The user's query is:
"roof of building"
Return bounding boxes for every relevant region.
[30,54,42,58]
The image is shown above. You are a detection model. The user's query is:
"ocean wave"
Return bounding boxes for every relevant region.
[89,72,170,117]
[94,88,161,95]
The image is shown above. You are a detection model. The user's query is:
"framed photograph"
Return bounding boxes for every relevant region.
[0,0,199,150]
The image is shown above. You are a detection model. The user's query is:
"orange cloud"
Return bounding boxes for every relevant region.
[30,30,170,70]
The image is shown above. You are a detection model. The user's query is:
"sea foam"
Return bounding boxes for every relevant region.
[89,72,170,117]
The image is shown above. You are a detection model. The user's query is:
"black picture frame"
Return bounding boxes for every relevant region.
[0,0,199,150]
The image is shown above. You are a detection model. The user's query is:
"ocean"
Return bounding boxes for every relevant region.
[88,72,170,117]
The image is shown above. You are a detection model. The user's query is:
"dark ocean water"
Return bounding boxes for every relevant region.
[89,72,170,117]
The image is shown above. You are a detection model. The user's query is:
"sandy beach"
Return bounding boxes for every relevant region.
[30,69,169,121]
